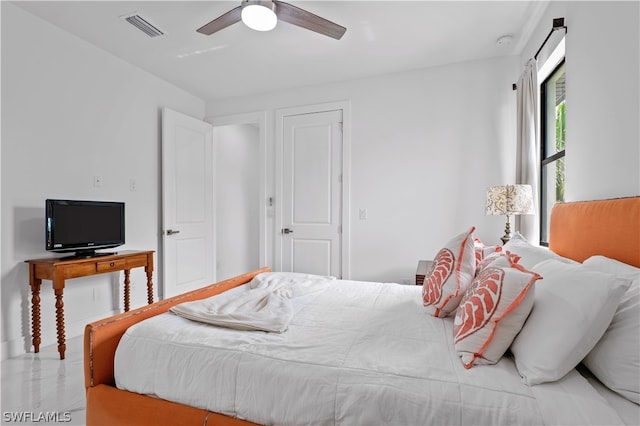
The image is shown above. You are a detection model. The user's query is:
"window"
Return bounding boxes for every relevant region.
[539,60,566,245]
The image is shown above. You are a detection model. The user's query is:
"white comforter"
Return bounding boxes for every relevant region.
[169,272,333,332]
[115,276,626,425]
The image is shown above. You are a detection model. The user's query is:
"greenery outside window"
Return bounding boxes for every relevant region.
[540,60,566,246]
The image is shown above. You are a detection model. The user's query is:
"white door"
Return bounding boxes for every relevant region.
[161,108,215,298]
[281,110,343,277]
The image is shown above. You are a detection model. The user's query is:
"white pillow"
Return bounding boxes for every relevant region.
[502,232,574,270]
[510,259,631,385]
[581,256,640,404]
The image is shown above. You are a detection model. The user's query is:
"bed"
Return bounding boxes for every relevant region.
[84,196,640,425]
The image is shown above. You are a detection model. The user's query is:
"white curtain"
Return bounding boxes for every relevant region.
[515,58,540,243]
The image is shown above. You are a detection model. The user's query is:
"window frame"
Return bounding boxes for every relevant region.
[539,58,566,247]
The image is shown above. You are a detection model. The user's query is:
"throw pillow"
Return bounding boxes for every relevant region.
[454,254,540,368]
[473,238,502,269]
[423,227,476,317]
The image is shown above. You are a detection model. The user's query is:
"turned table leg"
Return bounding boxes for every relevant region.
[29,265,42,354]
[123,269,131,312]
[54,289,66,359]
[145,254,154,305]
[52,275,66,360]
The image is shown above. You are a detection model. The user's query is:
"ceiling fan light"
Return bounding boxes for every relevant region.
[241,2,277,32]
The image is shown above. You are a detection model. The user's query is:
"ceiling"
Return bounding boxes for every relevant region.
[12,1,547,101]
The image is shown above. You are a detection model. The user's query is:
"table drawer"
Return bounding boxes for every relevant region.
[96,259,126,272]
[124,254,150,269]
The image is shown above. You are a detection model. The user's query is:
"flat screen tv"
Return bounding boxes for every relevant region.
[45,199,125,258]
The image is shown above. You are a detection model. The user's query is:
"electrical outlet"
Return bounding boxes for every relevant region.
[93,175,102,188]
[129,178,137,192]
[359,208,368,220]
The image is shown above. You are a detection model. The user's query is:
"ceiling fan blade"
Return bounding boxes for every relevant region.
[274,1,346,40]
[196,5,242,35]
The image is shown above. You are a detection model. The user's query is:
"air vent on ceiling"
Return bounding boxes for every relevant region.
[121,13,165,38]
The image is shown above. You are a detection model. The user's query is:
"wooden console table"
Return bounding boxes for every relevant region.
[25,250,154,360]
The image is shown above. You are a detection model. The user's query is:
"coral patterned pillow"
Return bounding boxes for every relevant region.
[476,250,521,273]
[454,254,540,369]
[473,238,502,268]
[423,227,476,317]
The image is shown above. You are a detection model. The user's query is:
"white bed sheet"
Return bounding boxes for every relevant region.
[114,279,626,425]
[578,365,640,426]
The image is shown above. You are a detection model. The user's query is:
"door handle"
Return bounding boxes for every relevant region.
[166,229,181,235]
[282,228,294,234]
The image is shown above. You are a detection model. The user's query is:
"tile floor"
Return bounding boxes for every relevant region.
[1,336,86,425]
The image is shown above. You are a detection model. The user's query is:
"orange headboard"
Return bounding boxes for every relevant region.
[549,196,640,267]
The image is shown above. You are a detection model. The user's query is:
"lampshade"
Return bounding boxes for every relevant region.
[242,1,277,32]
[486,184,534,217]
[486,184,534,245]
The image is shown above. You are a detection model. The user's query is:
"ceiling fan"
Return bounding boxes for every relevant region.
[197,0,346,40]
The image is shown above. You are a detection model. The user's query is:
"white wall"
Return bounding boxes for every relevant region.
[5,1,636,359]
[214,124,261,280]
[520,1,640,201]
[207,1,640,284]
[207,56,520,282]
[1,3,205,359]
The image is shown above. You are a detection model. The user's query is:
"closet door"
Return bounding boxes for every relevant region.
[280,109,343,277]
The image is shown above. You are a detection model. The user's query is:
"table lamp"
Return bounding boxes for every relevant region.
[486,184,534,244]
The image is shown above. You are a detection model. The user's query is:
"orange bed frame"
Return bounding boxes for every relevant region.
[548,196,640,268]
[85,268,269,426]
[84,197,639,425]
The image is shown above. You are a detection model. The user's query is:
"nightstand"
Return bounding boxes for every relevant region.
[415,260,433,285]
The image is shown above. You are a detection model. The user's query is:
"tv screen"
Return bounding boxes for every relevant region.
[46,199,125,257]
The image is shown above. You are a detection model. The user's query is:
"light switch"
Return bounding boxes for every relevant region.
[359,208,368,220]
